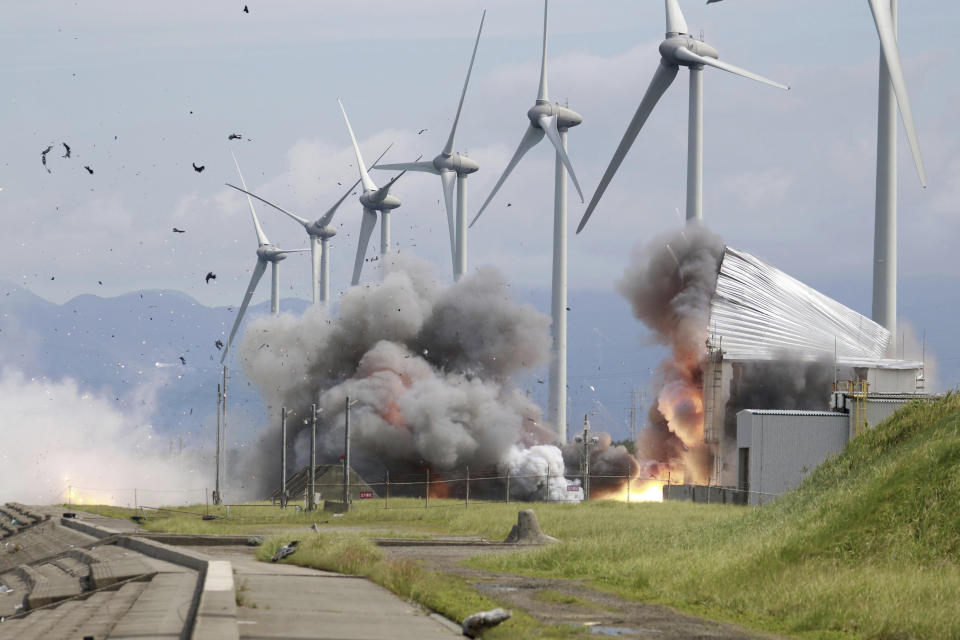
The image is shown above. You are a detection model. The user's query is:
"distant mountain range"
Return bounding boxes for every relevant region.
[1,273,954,451]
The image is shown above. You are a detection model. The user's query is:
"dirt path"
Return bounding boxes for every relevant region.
[381,540,789,640]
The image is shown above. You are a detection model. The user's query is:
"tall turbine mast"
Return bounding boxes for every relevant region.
[870,0,927,353]
[470,0,585,444]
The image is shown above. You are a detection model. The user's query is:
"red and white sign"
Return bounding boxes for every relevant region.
[358,491,374,499]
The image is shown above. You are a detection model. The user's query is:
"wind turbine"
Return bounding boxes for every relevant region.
[704,0,927,352]
[339,99,410,286]
[469,0,586,444]
[576,0,788,232]
[374,11,486,281]
[225,144,393,305]
[220,154,307,364]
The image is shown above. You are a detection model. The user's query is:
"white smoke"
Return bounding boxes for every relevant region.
[0,368,205,506]
[501,445,581,502]
[234,254,581,501]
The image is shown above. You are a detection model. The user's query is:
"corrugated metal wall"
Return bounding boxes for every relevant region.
[737,410,849,505]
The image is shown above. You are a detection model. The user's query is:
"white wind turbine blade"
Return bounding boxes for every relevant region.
[867,0,927,186]
[338,99,377,192]
[221,259,268,363]
[470,124,545,227]
[444,9,486,155]
[665,0,689,35]
[537,0,550,102]
[231,151,269,245]
[374,161,439,174]
[538,114,585,203]
[577,61,678,233]
[441,170,457,265]
[225,184,311,228]
[372,156,421,202]
[351,208,379,285]
[674,47,790,90]
[323,143,395,227]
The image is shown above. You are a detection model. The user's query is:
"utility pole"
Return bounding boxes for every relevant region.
[221,364,229,503]
[342,397,355,509]
[574,414,599,500]
[309,404,317,511]
[628,389,644,442]
[215,384,221,505]
[280,407,287,509]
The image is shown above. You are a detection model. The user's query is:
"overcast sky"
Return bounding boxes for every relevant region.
[2,0,956,363]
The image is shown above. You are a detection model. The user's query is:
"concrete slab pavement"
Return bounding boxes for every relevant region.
[196,546,462,640]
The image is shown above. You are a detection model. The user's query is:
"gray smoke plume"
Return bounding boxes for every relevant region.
[233,254,577,501]
[616,224,724,483]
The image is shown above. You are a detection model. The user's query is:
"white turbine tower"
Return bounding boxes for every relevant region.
[220,155,307,363]
[469,0,586,444]
[867,0,926,352]
[704,0,927,351]
[577,0,788,232]
[339,99,410,286]
[374,11,486,281]
[225,145,393,305]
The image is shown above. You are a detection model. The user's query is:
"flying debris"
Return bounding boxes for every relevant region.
[41,146,52,173]
[215,339,224,351]
[179,356,186,365]
[98,280,102,285]
[417,128,428,135]
[205,272,216,284]
[506,202,512,207]
[228,133,243,140]
[172,227,186,234]
[243,5,249,13]
[83,166,94,175]
[192,163,205,173]
[62,143,71,158]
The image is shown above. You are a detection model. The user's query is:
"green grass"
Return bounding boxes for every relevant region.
[257,533,588,639]
[468,394,960,640]
[67,395,960,639]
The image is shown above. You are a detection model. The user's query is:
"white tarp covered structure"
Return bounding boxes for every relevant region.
[709,247,894,363]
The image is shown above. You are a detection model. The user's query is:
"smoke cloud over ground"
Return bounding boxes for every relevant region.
[0,368,204,505]
[617,225,725,484]
[235,255,578,501]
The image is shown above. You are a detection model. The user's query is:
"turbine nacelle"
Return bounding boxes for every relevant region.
[528,103,582,131]
[318,225,337,239]
[256,245,289,262]
[360,191,401,211]
[659,37,719,66]
[433,153,479,176]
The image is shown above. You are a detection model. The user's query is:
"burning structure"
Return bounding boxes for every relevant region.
[620,227,926,500]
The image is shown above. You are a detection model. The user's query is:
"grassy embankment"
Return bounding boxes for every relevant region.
[73,394,960,639]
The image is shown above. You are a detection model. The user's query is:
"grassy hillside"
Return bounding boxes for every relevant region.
[71,395,960,638]
[473,393,960,639]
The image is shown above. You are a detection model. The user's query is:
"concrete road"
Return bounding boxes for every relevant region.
[195,546,462,640]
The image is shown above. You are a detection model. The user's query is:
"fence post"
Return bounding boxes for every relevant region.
[465,466,470,509]
[68,485,72,507]
[505,471,510,503]
[425,469,430,511]
[626,471,631,504]
[385,471,390,510]
[134,488,138,511]
[545,467,551,503]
